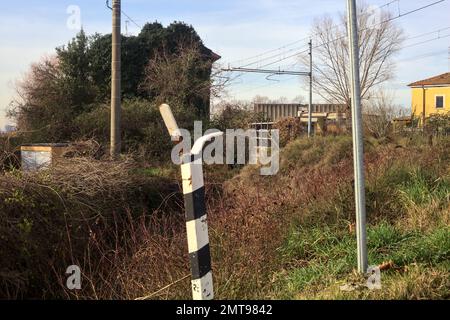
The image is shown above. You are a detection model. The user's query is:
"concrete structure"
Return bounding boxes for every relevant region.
[408,72,450,126]
[254,103,347,134]
[21,144,68,171]
[254,103,346,122]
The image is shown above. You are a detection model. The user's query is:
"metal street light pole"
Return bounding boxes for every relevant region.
[347,0,368,274]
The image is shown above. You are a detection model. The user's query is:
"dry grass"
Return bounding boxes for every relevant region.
[90,135,450,300]
[1,135,449,300]
[0,156,175,299]
[0,135,21,171]
[294,264,449,300]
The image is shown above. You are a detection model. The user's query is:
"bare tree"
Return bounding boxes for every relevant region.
[291,95,305,104]
[363,89,406,138]
[252,95,296,104]
[140,41,229,118]
[8,55,75,139]
[301,2,404,113]
[211,99,253,115]
[252,95,272,104]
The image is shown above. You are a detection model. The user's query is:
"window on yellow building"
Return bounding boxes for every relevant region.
[436,96,444,109]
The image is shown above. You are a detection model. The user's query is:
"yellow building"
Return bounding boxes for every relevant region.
[408,72,450,125]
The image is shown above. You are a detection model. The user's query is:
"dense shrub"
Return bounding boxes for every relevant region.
[0,157,176,298]
[9,23,218,153]
[427,113,450,136]
[74,98,202,161]
[274,117,304,147]
[0,135,23,170]
[210,103,265,131]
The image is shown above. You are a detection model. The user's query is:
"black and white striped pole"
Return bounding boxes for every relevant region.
[160,104,222,300]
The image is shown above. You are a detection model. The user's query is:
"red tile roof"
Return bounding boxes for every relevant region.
[408,72,450,87]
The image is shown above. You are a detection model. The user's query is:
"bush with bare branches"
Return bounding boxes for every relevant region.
[363,90,407,138]
[0,156,176,299]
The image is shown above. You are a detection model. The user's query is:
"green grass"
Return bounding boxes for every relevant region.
[398,169,450,206]
[258,136,450,300]
[274,222,450,299]
[132,166,177,178]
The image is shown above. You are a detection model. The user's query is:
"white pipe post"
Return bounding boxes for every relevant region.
[347,0,368,274]
[160,104,222,300]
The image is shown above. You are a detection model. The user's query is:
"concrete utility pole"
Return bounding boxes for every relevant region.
[347,0,368,274]
[110,0,121,159]
[308,40,313,138]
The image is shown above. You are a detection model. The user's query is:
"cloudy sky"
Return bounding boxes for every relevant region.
[1,0,449,129]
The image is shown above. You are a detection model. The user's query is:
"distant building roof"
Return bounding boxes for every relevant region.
[209,51,221,62]
[408,72,450,87]
[200,45,221,62]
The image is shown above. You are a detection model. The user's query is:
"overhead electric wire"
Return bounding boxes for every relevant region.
[398,50,448,63]
[402,33,450,49]
[224,0,449,98]
[239,44,309,68]
[405,26,450,41]
[230,0,402,67]
[233,0,447,69]
[257,31,450,74]
[225,61,305,89]
[106,1,142,30]
[121,9,142,29]
[231,76,298,97]
[228,28,450,97]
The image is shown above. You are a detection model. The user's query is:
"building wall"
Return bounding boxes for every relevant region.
[411,86,450,119]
